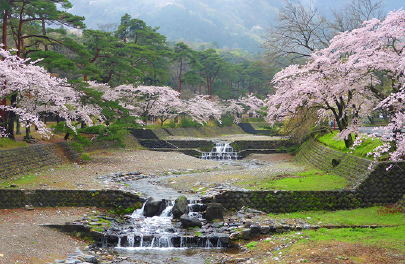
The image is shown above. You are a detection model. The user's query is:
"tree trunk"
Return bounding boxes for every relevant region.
[17,2,25,58]
[84,49,101,81]
[6,94,17,140]
[16,115,21,134]
[1,10,8,125]
[42,19,48,51]
[25,123,31,143]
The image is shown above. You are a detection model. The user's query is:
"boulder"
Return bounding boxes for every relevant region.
[172,196,189,219]
[190,203,207,212]
[204,203,224,222]
[180,214,202,228]
[143,198,166,217]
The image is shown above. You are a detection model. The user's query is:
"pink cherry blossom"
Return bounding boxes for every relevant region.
[0,48,102,137]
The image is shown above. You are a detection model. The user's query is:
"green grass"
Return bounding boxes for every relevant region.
[0,173,40,187]
[237,169,349,191]
[302,226,405,251]
[246,241,258,248]
[317,131,383,159]
[270,206,405,252]
[0,137,28,149]
[269,206,405,226]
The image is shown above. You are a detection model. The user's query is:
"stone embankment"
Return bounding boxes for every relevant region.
[0,142,71,179]
[0,189,142,209]
[295,139,372,184]
[204,140,405,213]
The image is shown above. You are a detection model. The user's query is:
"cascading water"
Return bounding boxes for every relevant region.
[200,142,238,160]
[105,199,230,250]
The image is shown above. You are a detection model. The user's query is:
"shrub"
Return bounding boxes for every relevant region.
[179,117,202,128]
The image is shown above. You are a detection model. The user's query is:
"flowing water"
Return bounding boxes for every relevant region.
[104,200,229,248]
[200,142,238,160]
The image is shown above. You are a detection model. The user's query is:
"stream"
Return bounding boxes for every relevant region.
[98,143,248,262]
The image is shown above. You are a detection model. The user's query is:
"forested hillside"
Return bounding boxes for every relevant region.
[68,0,400,53]
[68,0,281,52]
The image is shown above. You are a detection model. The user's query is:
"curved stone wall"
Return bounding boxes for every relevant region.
[204,141,405,213]
[294,140,372,183]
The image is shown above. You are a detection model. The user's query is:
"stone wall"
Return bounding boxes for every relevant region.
[166,140,214,151]
[147,126,245,139]
[0,142,78,180]
[294,140,372,183]
[203,190,360,213]
[0,189,143,209]
[0,138,128,181]
[231,140,295,152]
[207,162,405,213]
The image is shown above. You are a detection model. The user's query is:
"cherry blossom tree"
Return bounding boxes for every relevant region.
[104,84,182,125]
[325,9,405,161]
[267,9,405,160]
[219,95,265,124]
[0,47,102,139]
[182,95,222,125]
[220,99,245,124]
[239,95,266,117]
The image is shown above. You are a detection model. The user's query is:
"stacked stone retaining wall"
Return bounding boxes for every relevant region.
[294,140,372,183]
[231,140,295,151]
[0,142,76,179]
[145,126,245,139]
[208,161,405,213]
[204,190,360,213]
[0,189,143,209]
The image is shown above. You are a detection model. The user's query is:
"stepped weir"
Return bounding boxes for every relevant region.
[200,142,238,160]
[103,200,230,250]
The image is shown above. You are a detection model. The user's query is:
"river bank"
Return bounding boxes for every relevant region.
[1,136,404,263]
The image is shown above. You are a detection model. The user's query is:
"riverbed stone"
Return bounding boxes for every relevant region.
[205,203,224,222]
[260,225,270,234]
[250,225,261,235]
[180,214,202,228]
[172,195,189,219]
[242,229,251,239]
[143,198,166,217]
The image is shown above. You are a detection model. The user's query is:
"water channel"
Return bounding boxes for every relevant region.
[102,142,246,263]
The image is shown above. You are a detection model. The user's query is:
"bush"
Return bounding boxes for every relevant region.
[179,118,202,128]
[167,120,177,128]
[219,115,234,127]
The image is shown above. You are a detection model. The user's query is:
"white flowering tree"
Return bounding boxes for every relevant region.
[182,95,222,125]
[267,10,405,161]
[105,84,183,125]
[0,48,102,139]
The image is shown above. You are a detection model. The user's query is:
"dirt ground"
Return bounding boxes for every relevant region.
[0,207,91,264]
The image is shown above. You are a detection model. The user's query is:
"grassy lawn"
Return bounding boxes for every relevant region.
[235,206,405,263]
[0,137,28,149]
[235,169,349,191]
[278,207,405,259]
[317,131,383,159]
[268,206,404,226]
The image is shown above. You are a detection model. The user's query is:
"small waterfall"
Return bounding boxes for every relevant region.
[201,142,238,160]
[127,234,135,247]
[106,199,230,250]
[131,199,147,218]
